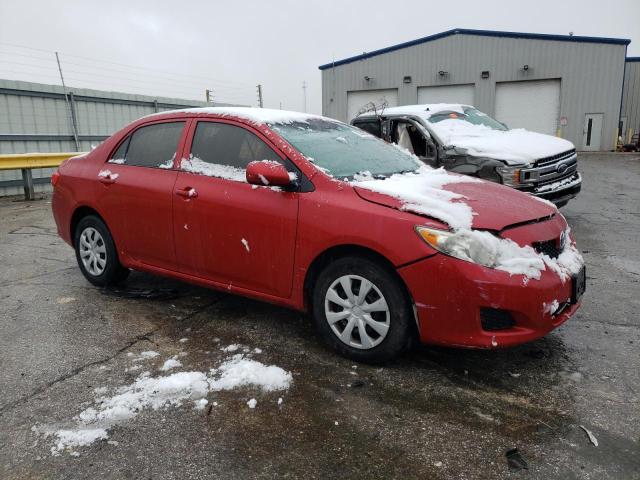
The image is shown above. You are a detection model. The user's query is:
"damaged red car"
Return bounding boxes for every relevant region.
[51,108,585,362]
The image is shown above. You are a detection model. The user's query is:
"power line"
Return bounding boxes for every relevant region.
[0,42,256,88]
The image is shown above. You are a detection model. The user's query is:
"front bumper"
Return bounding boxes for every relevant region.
[532,172,582,205]
[398,254,581,348]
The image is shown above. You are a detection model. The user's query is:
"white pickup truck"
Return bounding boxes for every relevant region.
[352,104,581,207]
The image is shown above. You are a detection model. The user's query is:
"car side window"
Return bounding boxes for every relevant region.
[108,137,130,164]
[353,120,381,138]
[182,122,282,182]
[112,122,185,169]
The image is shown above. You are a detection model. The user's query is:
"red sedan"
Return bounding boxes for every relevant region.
[51,108,585,362]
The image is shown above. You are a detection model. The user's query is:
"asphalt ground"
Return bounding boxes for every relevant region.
[0,153,638,479]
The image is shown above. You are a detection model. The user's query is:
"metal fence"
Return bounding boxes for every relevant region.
[0,78,236,196]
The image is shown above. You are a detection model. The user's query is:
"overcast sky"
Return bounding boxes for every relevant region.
[1,0,638,114]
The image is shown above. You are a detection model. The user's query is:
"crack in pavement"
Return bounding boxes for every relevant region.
[0,266,77,288]
[0,299,218,417]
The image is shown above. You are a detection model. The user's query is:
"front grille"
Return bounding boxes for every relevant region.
[534,149,576,168]
[480,308,516,331]
[533,239,561,258]
[519,149,579,193]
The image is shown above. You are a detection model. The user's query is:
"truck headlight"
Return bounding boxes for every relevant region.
[496,165,521,187]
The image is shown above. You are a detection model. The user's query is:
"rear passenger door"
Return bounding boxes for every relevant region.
[98,120,187,271]
[172,119,299,298]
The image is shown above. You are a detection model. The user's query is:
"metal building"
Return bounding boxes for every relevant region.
[0,79,238,196]
[320,28,630,151]
[621,57,640,144]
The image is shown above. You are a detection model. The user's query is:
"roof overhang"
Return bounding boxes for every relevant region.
[319,28,631,70]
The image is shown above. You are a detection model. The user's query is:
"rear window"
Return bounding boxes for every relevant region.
[121,122,185,168]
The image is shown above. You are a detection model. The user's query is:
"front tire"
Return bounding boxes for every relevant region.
[312,256,413,363]
[74,215,129,287]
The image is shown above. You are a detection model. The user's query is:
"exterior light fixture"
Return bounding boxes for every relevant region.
[481,70,490,79]
[523,64,529,71]
[438,70,448,77]
[403,75,412,84]
[364,75,371,81]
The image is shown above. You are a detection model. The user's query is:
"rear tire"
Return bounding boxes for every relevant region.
[312,256,413,363]
[74,215,129,287]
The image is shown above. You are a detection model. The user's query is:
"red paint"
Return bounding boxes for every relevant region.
[51,110,582,348]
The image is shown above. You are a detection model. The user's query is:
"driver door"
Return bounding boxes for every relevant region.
[172,119,299,298]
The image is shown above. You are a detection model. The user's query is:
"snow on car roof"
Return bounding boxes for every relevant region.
[145,107,329,125]
[356,103,469,120]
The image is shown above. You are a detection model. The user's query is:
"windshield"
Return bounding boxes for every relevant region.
[269,119,420,179]
[427,107,507,131]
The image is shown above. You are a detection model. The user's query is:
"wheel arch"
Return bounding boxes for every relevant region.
[303,244,417,326]
[69,205,107,247]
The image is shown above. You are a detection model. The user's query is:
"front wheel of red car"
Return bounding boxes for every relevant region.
[74,215,129,287]
[312,256,414,363]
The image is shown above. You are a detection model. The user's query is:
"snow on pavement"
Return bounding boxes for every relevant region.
[37,350,293,456]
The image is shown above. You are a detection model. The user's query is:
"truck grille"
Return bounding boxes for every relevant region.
[520,149,579,192]
[534,149,576,168]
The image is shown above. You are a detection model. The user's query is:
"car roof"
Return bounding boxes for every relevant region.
[354,103,473,121]
[142,107,330,125]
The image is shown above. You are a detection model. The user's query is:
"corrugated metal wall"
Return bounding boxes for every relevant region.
[321,33,627,151]
[0,79,223,196]
[621,60,640,143]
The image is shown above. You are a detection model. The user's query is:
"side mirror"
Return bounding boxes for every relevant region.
[246,160,292,187]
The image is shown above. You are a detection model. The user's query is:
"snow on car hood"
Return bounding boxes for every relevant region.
[351,166,556,231]
[429,120,575,165]
[351,167,582,281]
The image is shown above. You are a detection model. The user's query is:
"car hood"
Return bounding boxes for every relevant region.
[430,123,575,165]
[352,169,556,231]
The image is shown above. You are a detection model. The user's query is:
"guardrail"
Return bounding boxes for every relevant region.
[0,152,86,200]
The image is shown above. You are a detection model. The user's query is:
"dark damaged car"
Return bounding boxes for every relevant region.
[352,104,582,207]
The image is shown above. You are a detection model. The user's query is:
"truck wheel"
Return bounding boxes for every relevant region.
[312,256,413,363]
[74,215,129,287]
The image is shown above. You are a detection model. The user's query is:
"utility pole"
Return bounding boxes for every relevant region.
[205,89,213,104]
[55,52,80,150]
[257,84,263,108]
[302,80,307,113]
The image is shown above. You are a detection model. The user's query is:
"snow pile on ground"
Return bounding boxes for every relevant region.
[181,156,246,182]
[209,355,293,392]
[352,166,480,230]
[132,351,159,362]
[41,352,292,455]
[159,356,182,371]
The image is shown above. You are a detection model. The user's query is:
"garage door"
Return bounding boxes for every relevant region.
[417,84,475,106]
[347,89,398,121]
[494,80,561,136]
